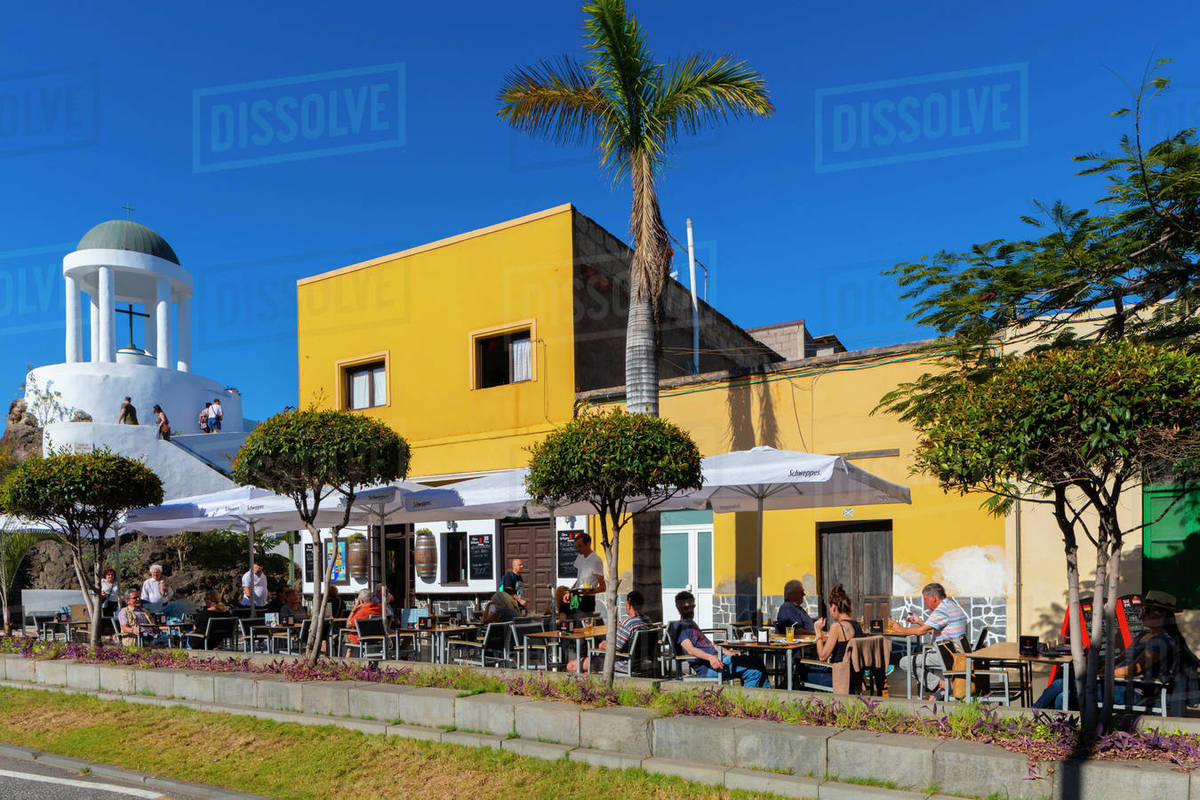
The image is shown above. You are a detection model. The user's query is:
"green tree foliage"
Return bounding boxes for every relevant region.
[526,409,702,684]
[888,61,1200,354]
[0,449,163,647]
[232,409,410,664]
[882,343,1200,732]
[0,520,55,633]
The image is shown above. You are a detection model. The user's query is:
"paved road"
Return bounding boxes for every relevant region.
[0,754,208,800]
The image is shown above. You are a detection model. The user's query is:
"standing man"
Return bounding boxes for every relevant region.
[890,582,969,699]
[118,396,138,425]
[571,533,605,619]
[241,562,268,608]
[209,397,224,432]
[499,558,527,610]
[776,579,815,635]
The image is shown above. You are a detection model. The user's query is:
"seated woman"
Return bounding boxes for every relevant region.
[1034,590,1190,709]
[805,584,863,689]
[552,585,573,619]
[277,588,308,622]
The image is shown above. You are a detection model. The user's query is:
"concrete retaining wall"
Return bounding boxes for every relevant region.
[1,652,1196,800]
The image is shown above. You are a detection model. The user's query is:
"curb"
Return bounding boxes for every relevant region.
[0,737,271,800]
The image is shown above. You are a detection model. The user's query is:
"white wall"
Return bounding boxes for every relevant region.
[43,422,234,500]
[28,361,243,435]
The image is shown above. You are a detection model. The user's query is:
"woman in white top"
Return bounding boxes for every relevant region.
[140,564,174,605]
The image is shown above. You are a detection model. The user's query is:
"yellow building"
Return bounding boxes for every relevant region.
[296,205,1008,634]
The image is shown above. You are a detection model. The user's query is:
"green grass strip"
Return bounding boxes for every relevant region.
[0,687,769,800]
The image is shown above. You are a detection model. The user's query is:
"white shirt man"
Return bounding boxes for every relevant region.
[140,565,174,605]
[241,564,268,607]
[571,533,605,616]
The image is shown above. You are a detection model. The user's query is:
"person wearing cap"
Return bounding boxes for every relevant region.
[481,583,521,623]
[1033,590,1188,709]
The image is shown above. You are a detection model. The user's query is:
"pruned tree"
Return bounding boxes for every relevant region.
[232,409,410,665]
[526,408,702,684]
[0,449,163,647]
[881,343,1200,734]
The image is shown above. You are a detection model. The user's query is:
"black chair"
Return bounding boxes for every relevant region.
[184,617,238,651]
[449,622,514,668]
[271,619,310,656]
[512,619,550,670]
[345,617,390,660]
[615,624,664,678]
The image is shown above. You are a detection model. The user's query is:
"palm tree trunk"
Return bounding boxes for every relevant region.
[625,298,659,415]
[632,513,663,622]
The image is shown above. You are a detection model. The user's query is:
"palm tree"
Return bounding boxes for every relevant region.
[0,521,54,634]
[499,0,772,618]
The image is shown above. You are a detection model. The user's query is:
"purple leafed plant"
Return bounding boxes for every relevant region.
[2,635,1197,769]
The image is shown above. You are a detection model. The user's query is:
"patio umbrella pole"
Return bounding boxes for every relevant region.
[757,495,763,628]
[248,524,256,611]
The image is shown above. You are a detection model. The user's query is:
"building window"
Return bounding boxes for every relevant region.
[345,362,386,409]
[444,531,468,584]
[475,329,532,388]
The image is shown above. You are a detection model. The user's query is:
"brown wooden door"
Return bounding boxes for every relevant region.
[819,521,893,622]
[501,522,554,614]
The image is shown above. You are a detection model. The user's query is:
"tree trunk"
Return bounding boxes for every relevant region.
[304,524,330,665]
[632,512,663,623]
[625,298,659,416]
[1100,534,1123,728]
[1065,544,1086,716]
[599,513,620,686]
[1082,538,1108,741]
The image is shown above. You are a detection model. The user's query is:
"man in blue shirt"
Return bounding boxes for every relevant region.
[775,579,815,635]
[672,590,770,688]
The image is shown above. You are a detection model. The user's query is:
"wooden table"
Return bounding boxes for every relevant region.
[722,635,816,690]
[527,626,608,668]
[422,625,478,664]
[963,641,1071,709]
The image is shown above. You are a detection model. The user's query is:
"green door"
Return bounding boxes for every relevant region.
[1142,484,1200,608]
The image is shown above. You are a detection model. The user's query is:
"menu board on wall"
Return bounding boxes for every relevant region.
[469,534,493,581]
[557,529,584,579]
[304,544,315,583]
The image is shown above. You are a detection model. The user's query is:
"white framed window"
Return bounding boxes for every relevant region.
[344,361,386,409]
[475,328,532,388]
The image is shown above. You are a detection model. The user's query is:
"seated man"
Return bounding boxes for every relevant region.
[117,590,168,646]
[567,589,652,674]
[345,588,383,649]
[672,590,770,688]
[277,588,308,622]
[776,579,815,635]
[889,582,968,699]
[1034,590,1186,709]
[481,584,520,623]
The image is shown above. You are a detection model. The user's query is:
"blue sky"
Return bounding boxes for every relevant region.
[2,1,1199,425]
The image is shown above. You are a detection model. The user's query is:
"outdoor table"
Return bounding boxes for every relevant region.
[251,623,301,654]
[527,625,607,669]
[164,620,194,647]
[883,630,924,699]
[721,635,816,690]
[391,626,436,661]
[963,641,1070,709]
[425,625,478,664]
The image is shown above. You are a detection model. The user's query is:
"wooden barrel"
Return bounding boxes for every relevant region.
[346,539,370,581]
[414,530,437,581]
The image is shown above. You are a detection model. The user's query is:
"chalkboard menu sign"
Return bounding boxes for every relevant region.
[468,534,493,581]
[1118,594,1145,644]
[304,543,315,583]
[558,529,584,579]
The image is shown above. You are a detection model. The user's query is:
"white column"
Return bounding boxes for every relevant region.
[143,305,156,358]
[88,293,98,362]
[176,294,191,373]
[64,276,81,363]
[97,266,115,362]
[155,278,171,369]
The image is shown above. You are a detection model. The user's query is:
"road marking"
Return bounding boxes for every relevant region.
[0,767,165,797]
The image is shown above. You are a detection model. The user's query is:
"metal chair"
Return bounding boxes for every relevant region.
[237,618,266,652]
[666,621,724,683]
[615,624,664,678]
[270,618,310,655]
[512,619,551,669]
[183,616,239,651]
[448,622,514,668]
[344,617,390,660]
